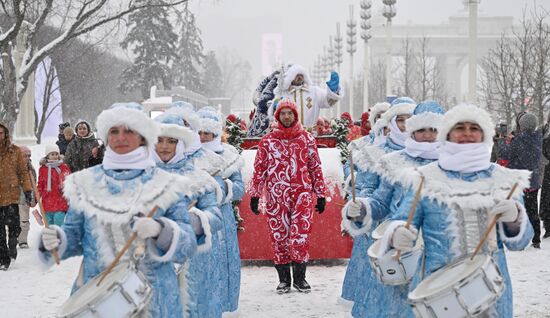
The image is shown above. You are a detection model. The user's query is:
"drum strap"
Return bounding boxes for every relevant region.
[76,260,85,289]
[420,252,426,280]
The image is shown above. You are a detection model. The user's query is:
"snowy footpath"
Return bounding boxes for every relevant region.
[0,214,548,318]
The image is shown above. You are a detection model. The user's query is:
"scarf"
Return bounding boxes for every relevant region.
[45,160,63,192]
[404,138,442,160]
[152,140,186,165]
[102,146,155,170]
[438,142,492,173]
[185,132,203,156]
[202,136,224,153]
[388,117,408,147]
[272,120,304,140]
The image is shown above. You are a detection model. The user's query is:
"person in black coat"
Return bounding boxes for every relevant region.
[499,112,543,248]
[539,117,550,239]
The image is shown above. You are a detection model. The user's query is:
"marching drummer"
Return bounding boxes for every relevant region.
[38,103,199,317]
[379,104,534,317]
[342,101,445,317]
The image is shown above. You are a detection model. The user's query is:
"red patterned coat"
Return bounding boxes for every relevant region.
[250,103,326,264]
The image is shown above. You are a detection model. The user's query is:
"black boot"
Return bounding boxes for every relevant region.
[275,263,291,294]
[292,262,311,293]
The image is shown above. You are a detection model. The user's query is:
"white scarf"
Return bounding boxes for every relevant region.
[201,136,224,153]
[102,146,155,170]
[438,142,492,173]
[151,140,186,164]
[404,138,441,160]
[388,117,408,147]
[185,132,202,155]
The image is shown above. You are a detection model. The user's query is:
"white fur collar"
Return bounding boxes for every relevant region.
[220,144,244,179]
[401,163,531,210]
[192,148,226,176]
[63,167,199,225]
[352,144,387,172]
[372,151,430,185]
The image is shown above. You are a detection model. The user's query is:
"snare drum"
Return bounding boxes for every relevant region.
[58,261,152,318]
[408,254,505,318]
[371,220,393,241]
[367,239,423,285]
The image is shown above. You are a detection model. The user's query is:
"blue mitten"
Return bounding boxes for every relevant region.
[326,71,340,92]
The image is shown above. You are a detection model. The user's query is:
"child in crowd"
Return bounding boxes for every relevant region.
[38,145,71,226]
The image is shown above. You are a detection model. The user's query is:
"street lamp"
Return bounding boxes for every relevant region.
[347,5,357,118]
[360,0,372,111]
[334,23,344,115]
[382,0,396,97]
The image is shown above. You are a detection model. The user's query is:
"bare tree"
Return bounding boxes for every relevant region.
[217,48,252,110]
[395,37,416,98]
[34,56,61,144]
[0,0,188,133]
[368,58,386,106]
[526,7,550,123]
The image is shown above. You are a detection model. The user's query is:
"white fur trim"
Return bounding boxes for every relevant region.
[498,204,530,244]
[146,217,181,262]
[377,220,408,258]
[353,144,387,172]
[222,310,240,318]
[36,225,68,268]
[192,148,227,180]
[380,103,415,124]
[224,179,234,204]
[401,163,531,211]
[221,144,245,179]
[274,64,312,93]
[96,107,159,147]
[369,102,390,127]
[159,123,195,148]
[437,104,495,146]
[372,151,422,185]
[199,117,223,137]
[337,297,355,308]
[340,198,372,237]
[165,108,201,131]
[189,207,213,253]
[405,112,444,135]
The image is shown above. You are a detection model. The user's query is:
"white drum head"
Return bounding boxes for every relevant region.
[409,254,489,300]
[58,262,131,315]
[371,220,392,240]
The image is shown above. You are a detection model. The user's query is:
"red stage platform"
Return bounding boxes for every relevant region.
[237,136,353,261]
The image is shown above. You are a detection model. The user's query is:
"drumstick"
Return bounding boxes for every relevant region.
[30,175,60,265]
[395,176,425,260]
[97,205,158,286]
[349,152,356,203]
[470,182,519,260]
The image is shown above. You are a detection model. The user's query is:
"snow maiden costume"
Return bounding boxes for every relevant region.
[38,103,198,317]
[197,107,245,315]
[344,101,444,318]
[153,113,225,318]
[340,98,415,305]
[381,104,534,318]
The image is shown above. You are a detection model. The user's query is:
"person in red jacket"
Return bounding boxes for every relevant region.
[340,112,362,141]
[249,99,326,294]
[38,144,71,226]
[360,111,371,136]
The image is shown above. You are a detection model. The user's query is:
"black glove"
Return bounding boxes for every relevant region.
[315,197,326,214]
[24,191,33,206]
[250,197,260,215]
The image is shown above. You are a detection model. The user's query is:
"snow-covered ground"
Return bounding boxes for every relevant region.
[1,141,548,317]
[0,212,549,318]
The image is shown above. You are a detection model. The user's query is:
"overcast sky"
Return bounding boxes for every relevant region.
[189,0,547,81]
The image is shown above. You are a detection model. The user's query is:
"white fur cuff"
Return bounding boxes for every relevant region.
[189,207,213,253]
[36,225,68,268]
[146,217,181,263]
[223,179,234,204]
[498,203,529,244]
[340,198,372,237]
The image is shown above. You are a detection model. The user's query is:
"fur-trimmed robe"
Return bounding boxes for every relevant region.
[381,163,534,318]
[38,166,198,318]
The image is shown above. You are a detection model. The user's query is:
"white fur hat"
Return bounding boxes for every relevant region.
[379,100,416,128]
[164,106,201,132]
[44,144,60,156]
[96,103,159,149]
[437,104,495,146]
[368,102,390,127]
[154,114,195,148]
[196,107,223,137]
[405,101,445,136]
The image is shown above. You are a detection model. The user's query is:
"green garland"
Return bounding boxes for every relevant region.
[332,118,350,164]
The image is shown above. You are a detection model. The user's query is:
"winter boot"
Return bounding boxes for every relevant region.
[292,262,311,293]
[543,226,550,239]
[0,264,7,271]
[275,263,291,294]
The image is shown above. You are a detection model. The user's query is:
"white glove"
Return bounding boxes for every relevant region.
[41,227,60,251]
[345,200,364,219]
[391,226,418,252]
[489,199,519,223]
[133,217,162,239]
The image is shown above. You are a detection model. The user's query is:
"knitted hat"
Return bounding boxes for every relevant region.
[154,113,195,147]
[405,101,445,136]
[96,102,159,150]
[436,104,495,146]
[518,112,538,132]
[274,99,299,126]
[45,144,60,156]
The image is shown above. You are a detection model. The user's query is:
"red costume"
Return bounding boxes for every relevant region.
[250,100,326,264]
[340,112,362,141]
[360,111,371,136]
[38,163,71,212]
